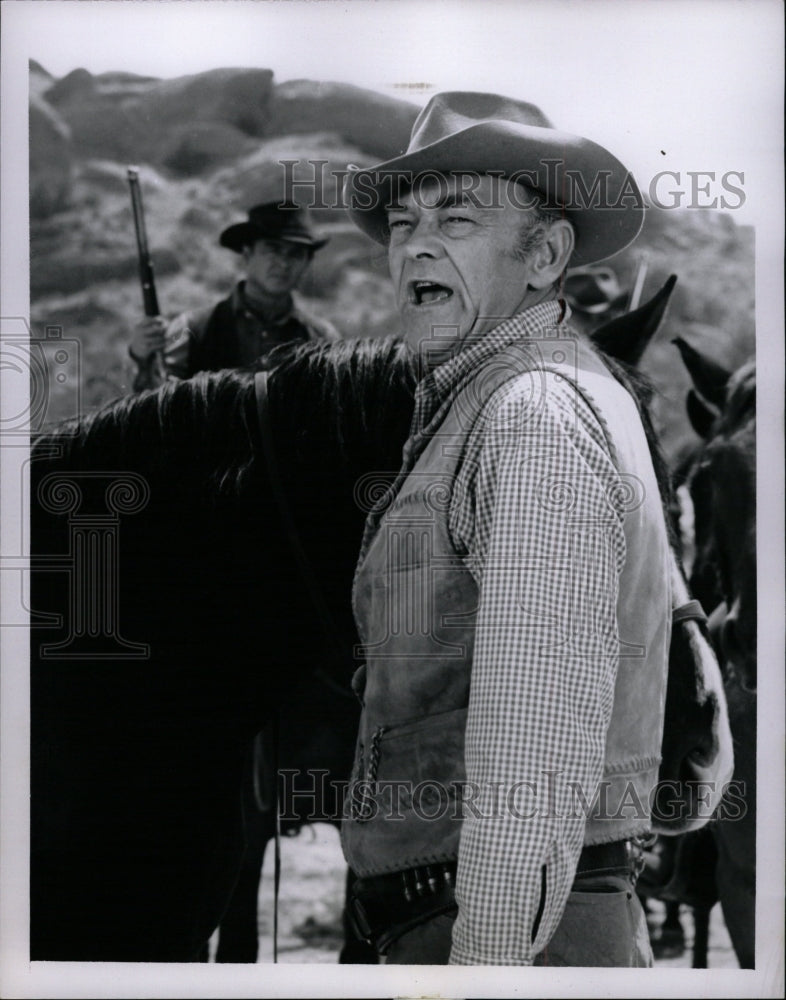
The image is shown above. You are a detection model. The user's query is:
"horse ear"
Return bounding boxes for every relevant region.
[686,388,719,439]
[672,336,732,409]
[590,275,678,368]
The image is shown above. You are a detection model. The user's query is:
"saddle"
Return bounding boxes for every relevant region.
[654,550,735,835]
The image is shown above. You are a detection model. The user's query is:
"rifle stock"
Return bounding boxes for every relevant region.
[127,166,160,317]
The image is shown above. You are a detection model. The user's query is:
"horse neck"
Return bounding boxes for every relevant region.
[266,339,415,513]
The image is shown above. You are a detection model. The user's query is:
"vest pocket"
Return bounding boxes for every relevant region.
[347,706,469,824]
[368,706,468,814]
[344,707,470,872]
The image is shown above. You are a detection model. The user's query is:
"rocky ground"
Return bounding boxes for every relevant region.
[206,822,738,968]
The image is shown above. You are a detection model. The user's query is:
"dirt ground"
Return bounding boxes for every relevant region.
[207,822,739,968]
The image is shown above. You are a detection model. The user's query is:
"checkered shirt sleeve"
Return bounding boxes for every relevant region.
[446,364,627,965]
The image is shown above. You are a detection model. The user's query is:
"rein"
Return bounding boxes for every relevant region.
[254,371,355,677]
[253,370,356,961]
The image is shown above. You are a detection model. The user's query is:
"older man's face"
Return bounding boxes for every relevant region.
[386,174,546,357]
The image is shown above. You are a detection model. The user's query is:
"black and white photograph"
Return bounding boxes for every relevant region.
[1,1,783,997]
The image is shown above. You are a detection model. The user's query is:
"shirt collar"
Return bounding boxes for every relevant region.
[418,298,571,408]
[233,281,296,326]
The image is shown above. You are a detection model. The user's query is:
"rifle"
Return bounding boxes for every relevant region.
[627,251,650,313]
[127,166,160,316]
[127,166,165,388]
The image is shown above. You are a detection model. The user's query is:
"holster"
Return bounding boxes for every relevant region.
[348,862,458,956]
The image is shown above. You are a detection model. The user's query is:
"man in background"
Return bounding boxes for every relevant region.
[563,265,627,334]
[129,201,338,390]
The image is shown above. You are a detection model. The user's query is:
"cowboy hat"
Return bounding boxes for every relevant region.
[344,92,644,265]
[564,267,626,314]
[219,202,328,253]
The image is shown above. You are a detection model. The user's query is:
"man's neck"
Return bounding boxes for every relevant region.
[415,294,565,374]
[242,281,292,321]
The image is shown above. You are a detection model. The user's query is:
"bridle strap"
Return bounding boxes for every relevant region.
[271,711,281,964]
[254,371,355,961]
[672,598,708,627]
[254,371,350,670]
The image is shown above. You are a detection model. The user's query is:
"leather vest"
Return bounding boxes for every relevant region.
[187,291,315,375]
[342,333,671,876]
[188,296,243,374]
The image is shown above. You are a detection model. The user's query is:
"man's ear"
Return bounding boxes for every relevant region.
[528,220,575,289]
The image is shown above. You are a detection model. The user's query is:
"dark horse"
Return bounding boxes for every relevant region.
[30,338,416,961]
[582,281,739,966]
[30,302,726,963]
[672,340,756,969]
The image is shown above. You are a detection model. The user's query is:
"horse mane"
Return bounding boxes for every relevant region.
[33,334,676,561]
[33,337,417,501]
[33,370,259,501]
[263,336,416,482]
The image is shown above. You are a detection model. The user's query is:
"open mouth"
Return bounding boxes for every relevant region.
[408,280,454,306]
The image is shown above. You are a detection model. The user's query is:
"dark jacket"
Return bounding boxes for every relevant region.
[131,282,339,390]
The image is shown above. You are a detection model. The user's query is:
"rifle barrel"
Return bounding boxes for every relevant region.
[127,166,160,317]
[628,253,649,313]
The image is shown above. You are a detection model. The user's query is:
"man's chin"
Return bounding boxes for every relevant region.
[400,307,470,357]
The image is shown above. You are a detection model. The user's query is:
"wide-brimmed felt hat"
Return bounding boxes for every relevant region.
[220,202,328,253]
[564,267,626,314]
[344,91,644,265]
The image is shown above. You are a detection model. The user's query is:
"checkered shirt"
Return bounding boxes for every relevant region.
[408,301,627,965]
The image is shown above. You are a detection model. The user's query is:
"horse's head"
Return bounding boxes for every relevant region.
[590,274,678,369]
[674,339,756,692]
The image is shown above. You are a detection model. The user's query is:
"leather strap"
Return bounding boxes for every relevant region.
[254,372,356,960]
[672,598,708,627]
[254,371,349,671]
[349,840,636,952]
[574,839,634,878]
[271,712,281,964]
[349,862,457,954]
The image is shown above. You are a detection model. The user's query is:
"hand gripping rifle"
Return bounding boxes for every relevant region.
[127,166,165,388]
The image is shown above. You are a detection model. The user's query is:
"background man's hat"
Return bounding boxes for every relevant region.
[564,267,626,314]
[345,91,644,265]
[220,202,328,253]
